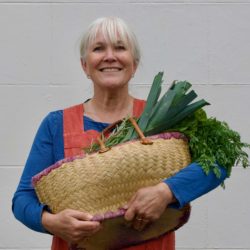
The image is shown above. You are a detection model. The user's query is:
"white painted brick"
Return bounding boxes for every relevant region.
[192,84,250,144]
[0,86,52,166]
[0,0,50,2]
[176,249,250,250]
[206,167,250,248]
[208,4,250,84]
[0,85,92,166]
[2,0,250,2]
[0,167,51,249]
[176,200,209,248]
[134,0,250,2]
[2,249,49,250]
[0,4,52,85]
[176,168,250,249]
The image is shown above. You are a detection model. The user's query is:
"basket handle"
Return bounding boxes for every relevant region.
[97,117,152,154]
[128,117,153,145]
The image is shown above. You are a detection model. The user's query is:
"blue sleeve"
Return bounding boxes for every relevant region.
[12,111,63,233]
[164,162,227,208]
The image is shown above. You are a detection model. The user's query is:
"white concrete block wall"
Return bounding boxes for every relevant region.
[1,1,249,249]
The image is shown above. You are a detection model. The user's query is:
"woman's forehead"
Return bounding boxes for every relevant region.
[90,30,128,46]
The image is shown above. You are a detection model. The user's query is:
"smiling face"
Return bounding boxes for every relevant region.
[82,31,138,90]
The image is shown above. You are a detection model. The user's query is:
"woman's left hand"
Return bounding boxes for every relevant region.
[124,183,175,231]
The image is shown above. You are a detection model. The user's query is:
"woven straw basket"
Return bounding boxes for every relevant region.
[33,131,191,250]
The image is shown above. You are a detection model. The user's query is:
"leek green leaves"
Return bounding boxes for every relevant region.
[123,72,209,140]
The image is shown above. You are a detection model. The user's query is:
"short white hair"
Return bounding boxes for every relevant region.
[80,17,141,64]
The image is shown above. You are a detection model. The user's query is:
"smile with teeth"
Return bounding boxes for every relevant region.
[100,67,122,72]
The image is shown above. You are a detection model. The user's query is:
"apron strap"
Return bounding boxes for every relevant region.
[133,98,146,117]
[63,103,100,157]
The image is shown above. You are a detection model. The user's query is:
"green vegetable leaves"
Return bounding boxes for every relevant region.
[122,72,164,142]
[85,72,250,180]
[170,110,250,178]
[143,79,209,136]
[122,73,209,141]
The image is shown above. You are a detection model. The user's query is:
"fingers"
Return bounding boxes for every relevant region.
[72,223,102,238]
[124,184,172,232]
[133,215,149,231]
[124,206,136,221]
[64,209,101,231]
[68,219,102,244]
[67,209,93,221]
[124,193,149,231]
[47,209,102,244]
[124,193,138,221]
[124,196,137,221]
[76,220,101,232]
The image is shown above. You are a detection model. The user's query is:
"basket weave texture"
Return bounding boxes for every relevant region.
[34,132,191,215]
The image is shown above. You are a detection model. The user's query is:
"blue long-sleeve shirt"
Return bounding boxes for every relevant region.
[12,110,227,233]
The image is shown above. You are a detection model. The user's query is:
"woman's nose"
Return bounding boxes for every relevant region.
[103,47,116,61]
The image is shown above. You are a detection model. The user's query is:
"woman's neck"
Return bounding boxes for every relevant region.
[84,90,134,123]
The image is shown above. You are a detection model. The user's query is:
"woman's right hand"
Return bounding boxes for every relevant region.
[42,209,102,244]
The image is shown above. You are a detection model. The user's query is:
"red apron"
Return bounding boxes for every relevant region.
[51,99,175,250]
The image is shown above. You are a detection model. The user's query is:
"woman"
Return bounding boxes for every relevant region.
[12,17,227,250]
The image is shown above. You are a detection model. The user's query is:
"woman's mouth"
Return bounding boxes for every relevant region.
[100,67,122,72]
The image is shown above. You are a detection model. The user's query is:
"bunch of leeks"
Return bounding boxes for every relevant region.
[122,72,209,142]
[88,71,209,150]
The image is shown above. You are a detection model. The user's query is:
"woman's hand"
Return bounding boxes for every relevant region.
[42,209,102,244]
[124,183,175,231]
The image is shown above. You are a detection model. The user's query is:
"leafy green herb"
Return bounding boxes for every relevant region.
[168,109,250,178]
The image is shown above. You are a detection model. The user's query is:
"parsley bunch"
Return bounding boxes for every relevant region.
[169,109,250,178]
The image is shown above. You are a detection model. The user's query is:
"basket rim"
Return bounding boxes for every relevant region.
[32,131,187,186]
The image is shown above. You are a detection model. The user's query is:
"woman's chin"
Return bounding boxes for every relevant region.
[95,79,129,90]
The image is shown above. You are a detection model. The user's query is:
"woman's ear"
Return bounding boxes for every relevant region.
[132,61,138,76]
[80,58,88,75]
